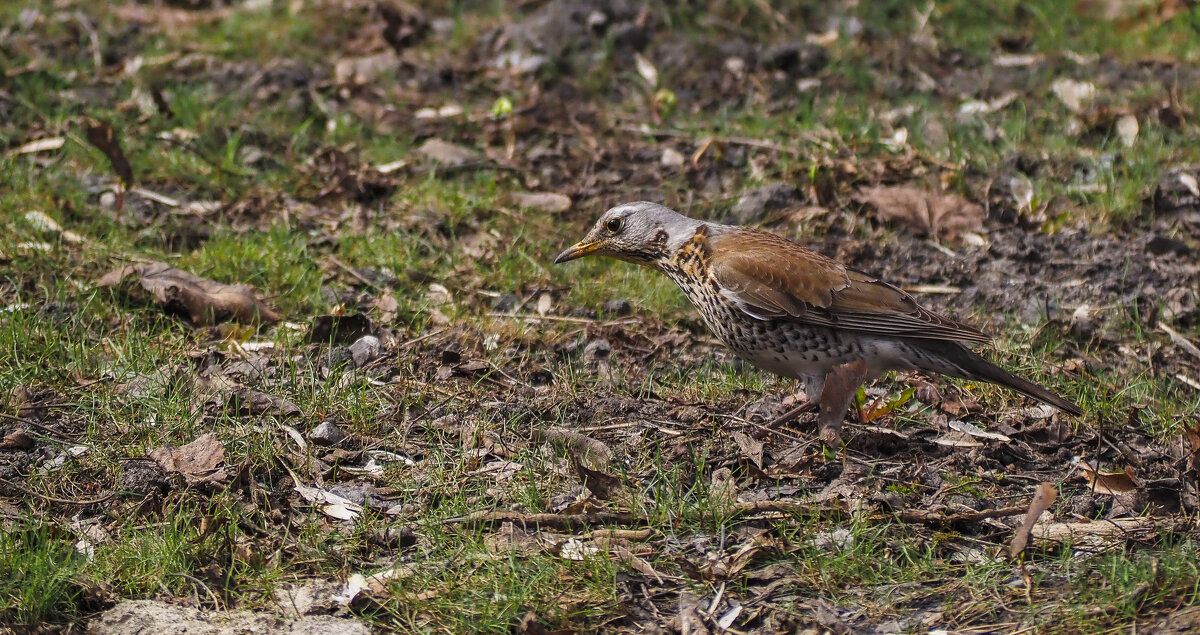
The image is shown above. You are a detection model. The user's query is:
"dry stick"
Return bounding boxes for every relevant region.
[326,255,379,290]
[444,510,640,529]
[485,312,641,326]
[0,412,79,444]
[894,505,1028,525]
[0,477,114,506]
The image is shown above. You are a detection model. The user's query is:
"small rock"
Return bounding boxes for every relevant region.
[118,459,171,496]
[310,421,348,446]
[660,148,685,167]
[602,299,632,316]
[99,191,117,209]
[583,339,611,364]
[730,184,802,225]
[492,293,520,312]
[348,335,383,367]
[325,346,354,370]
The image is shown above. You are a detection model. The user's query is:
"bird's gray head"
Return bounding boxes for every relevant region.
[554,202,702,267]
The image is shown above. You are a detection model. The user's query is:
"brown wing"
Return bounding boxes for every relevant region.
[708,228,991,343]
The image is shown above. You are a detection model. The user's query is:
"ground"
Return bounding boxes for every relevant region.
[2,0,1200,633]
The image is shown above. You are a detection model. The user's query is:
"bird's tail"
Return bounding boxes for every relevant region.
[911,339,1083,417]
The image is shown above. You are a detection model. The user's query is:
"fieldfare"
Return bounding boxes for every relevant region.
[555,201,1081,441]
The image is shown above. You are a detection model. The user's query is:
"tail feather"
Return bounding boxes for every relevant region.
[913,340,1083,417]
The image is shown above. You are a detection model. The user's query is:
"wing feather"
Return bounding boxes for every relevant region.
[708,229,990,344]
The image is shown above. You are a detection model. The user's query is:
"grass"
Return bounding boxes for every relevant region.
[1,0,1198,631]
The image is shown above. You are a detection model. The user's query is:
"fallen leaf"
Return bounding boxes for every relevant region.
[83,116,134,186]
[1080,463,1141,495]
[1051,78,1096,114]
[223,387,301,418]
[149,433,227,485]
[1009,482,1057,559]
[98,262,280,325]
[7,137,65,156]
[614,546,665,584]
[0,430,35,451]
[569,452,624,501]
[634,52,658,87]
[856,185,984,240]
[731,431,764,470]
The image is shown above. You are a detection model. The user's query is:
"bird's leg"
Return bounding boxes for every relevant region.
[816,360,870,443]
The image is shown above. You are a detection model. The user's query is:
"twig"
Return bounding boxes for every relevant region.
[486,312,641,326]
[1160,322,1200,362]
[443,509,640,529]
[163,573,223,611]
[0,412,79,444]
[0,477,114,506]
[326,255,379,290]
[74,11,102,78]
[893,505,1028,526]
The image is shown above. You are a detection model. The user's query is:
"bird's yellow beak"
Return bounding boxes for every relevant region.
[554,239,603,264]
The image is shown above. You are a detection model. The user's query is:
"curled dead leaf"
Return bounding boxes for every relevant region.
[98,262,280,325]
[1080,463,1141,495]
[83,116,134,186]
[149,433,227,485]
[1009,482,1057,559]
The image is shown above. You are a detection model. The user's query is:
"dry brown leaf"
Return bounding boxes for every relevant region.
[614,546,665,584]
[1009,482,1057,559]
[731,430,764,469]
[0,430,35,451]
[149,433,226,485]
[223,387,301,418]
[569,452,624,501]
[1080,464,1141,495]
[856,185,984,240]
[98,262,280,325]
[83,116,134,187]
[535,426,612,469]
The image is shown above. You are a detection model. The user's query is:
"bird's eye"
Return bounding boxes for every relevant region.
[606,217,623,233]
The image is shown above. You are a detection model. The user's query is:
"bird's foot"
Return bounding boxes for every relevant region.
[816,360,870,444]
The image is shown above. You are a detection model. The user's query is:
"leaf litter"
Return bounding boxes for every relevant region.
[5,0,1200,633]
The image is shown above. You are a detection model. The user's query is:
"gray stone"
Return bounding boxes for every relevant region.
[309,421,347,446]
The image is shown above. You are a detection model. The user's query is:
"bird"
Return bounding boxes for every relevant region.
[554,201,1081,441]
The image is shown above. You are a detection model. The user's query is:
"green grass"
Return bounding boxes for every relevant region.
[1,0,1198,631]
